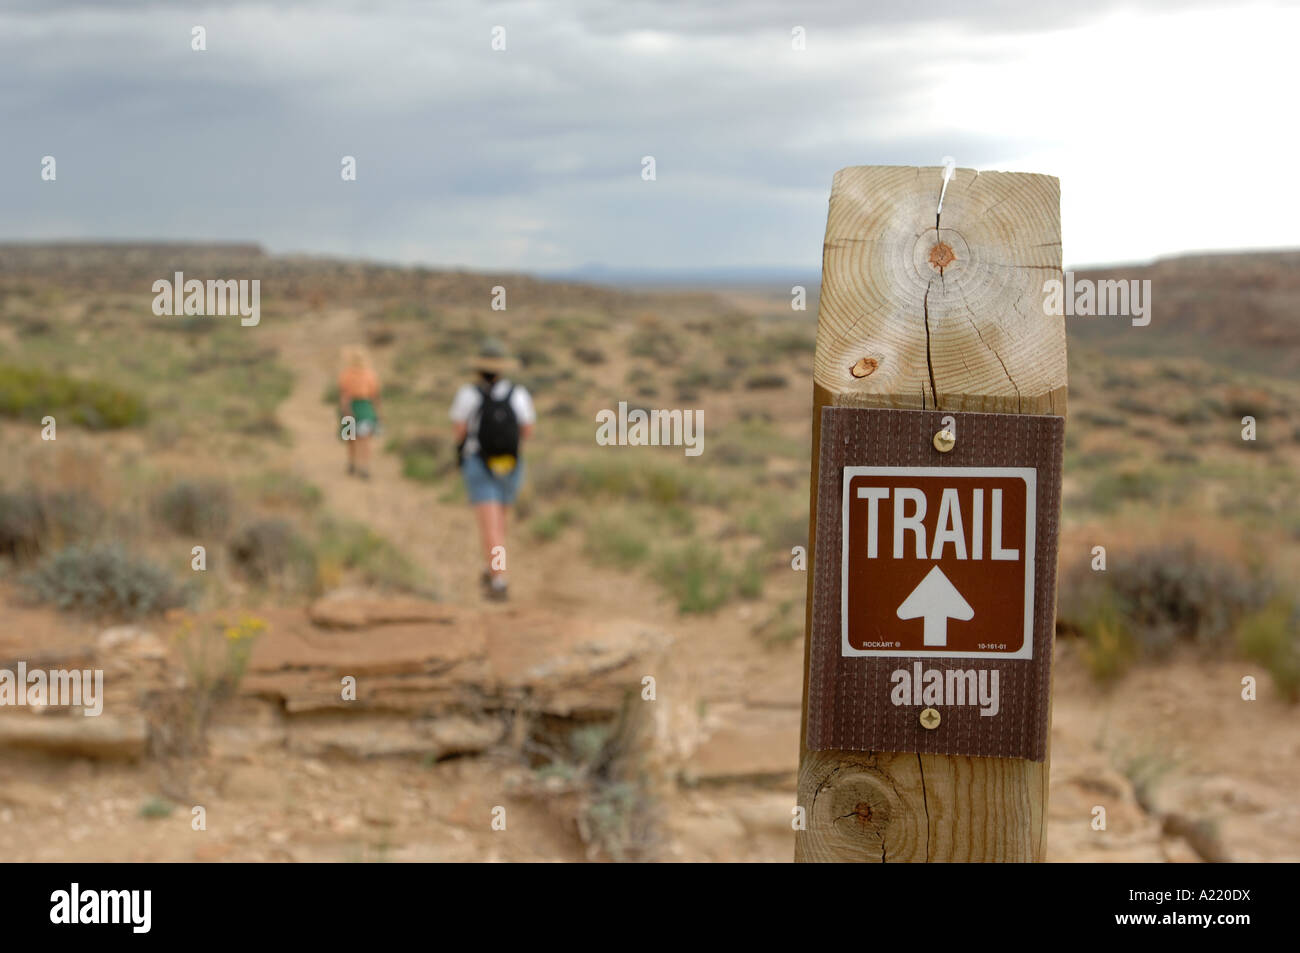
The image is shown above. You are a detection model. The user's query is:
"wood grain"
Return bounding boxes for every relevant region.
[796,166,1067,862]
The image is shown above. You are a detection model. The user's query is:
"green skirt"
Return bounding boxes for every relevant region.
[349,398,378,437]
[350,398,378,424]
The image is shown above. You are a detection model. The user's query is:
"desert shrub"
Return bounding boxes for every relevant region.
[753,599,803,646]
[378,302,435,323]
[583,517,651,570]
[744,372,788,390]
[711,439,765,467]
[516,342,554,368]
[529,368,576,389]
[528,699,659,862]
[1155,362,1195,382]
[1117,546,1268,652]
[654,503,695,536]
[1113,395,1157,417]
[232,410,287,441]
[0,364,146,429]
[1238,599,1300,702]
[162,615,267,754]
[228,519,316,589]
[430,325,480,355]
[1059,544,1271,677]
[755,329,816,358]
[0,488,102,560]
[532,456,715,506]
[389,433,455,484]
[572,346,606,365]
[155,480,232,536]
[366,325,396,347]
[178,615,264,700]
[744,505,808,551]
[627,327,681,366]
[138,797,174,819]
[653,542,732,614]
[1100,369,1139,391]
[672,364,731,399]
[542,311,606,335]
[530,506,577,542]
[23,543,190,616]
[248,470,322,510]
[45,489,104,543]
[1075,408,1127,429]
[149,314,216,334]
[1223,389,1272,419]
[1085,470,1160,512]
[0,491,44,559]
[1067,448,1129,472]
[1075,589,1138,682]
[15,315,54,337]
[623,368,659,398]
[1169,399,1213,425]
[734,551,765,600]
[315,519,422,592]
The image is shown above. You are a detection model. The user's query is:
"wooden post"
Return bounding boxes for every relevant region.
[796,166,1067,862]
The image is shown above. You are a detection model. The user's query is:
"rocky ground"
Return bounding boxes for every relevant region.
[2,585,1296,862]
[2,249,1296,863]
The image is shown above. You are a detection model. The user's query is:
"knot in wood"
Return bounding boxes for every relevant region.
[928,241,956,271]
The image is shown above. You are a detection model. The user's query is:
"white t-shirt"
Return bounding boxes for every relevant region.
[449,379,536,457]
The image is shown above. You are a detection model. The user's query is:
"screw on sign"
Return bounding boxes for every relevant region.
[842,467,1035,659]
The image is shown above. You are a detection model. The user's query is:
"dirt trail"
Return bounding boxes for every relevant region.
[265,308,806,783]
[267,309,721,627]
[270,309,482,604]
[270,309,640,612]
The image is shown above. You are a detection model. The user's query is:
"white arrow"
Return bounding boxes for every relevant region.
[896,565,974,646]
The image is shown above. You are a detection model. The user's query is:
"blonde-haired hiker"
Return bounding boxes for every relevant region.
[450,340,535,602]
[338,347,382,479]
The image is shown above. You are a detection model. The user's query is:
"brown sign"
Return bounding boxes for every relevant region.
[807,407,1064,761]
[842,468,1034,659]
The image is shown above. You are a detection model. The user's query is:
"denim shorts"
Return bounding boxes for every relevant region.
[461,455,524,504]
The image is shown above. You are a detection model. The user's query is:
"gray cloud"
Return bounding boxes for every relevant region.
[0,0,1288,271]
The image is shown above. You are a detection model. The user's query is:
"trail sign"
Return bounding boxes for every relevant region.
[842,467,1035,659]
[796,165,1067,863]
[806,408,1062,764]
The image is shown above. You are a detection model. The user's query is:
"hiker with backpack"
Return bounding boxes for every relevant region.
[450,340,535,601]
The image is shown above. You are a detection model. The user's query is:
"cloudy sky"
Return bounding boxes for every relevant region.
[3,0,1297,274]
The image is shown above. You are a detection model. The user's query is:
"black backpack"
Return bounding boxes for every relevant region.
[475,382,520,460]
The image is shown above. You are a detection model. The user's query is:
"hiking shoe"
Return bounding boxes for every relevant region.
[347,462,356,475]
[486,578,508,602]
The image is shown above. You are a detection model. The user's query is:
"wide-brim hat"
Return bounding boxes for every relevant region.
[471,339,518,375]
